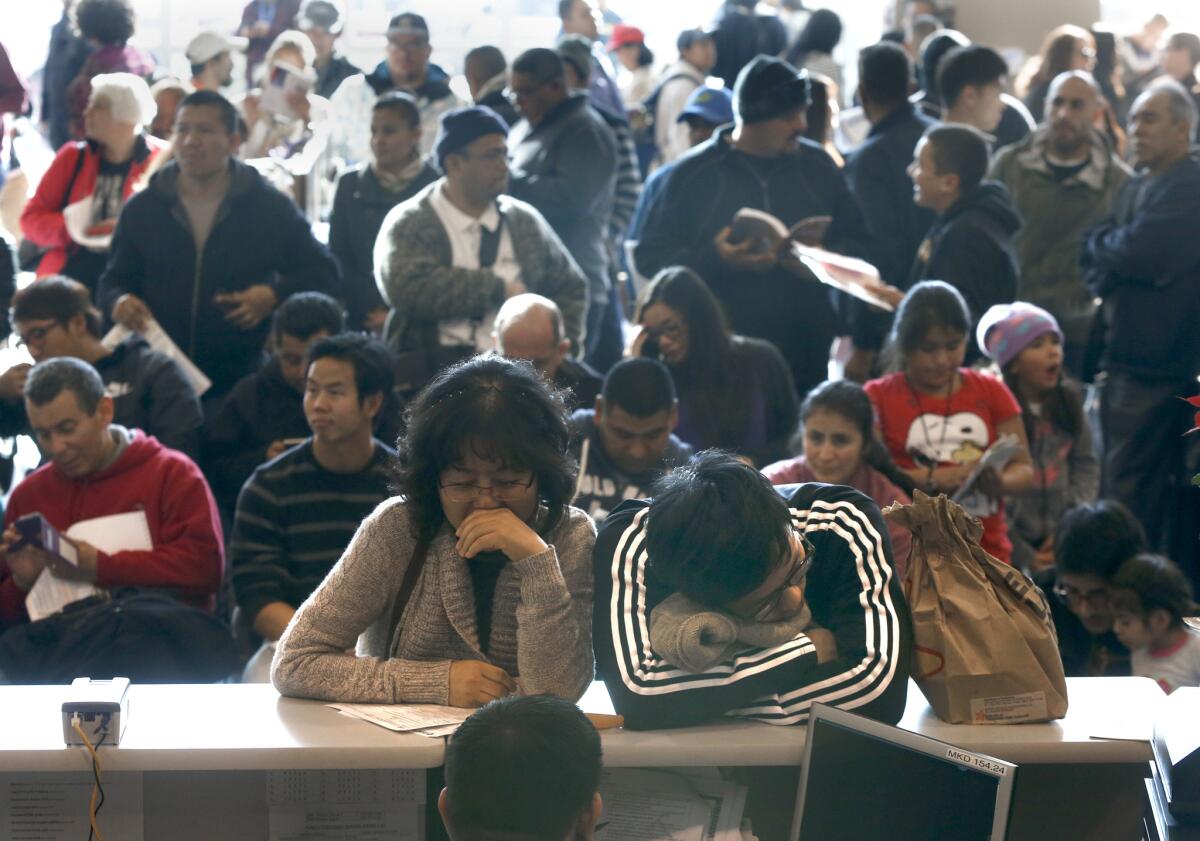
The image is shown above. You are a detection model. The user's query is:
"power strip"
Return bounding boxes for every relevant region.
[62,677,130,747]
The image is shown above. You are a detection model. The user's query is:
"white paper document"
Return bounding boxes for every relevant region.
[596,768,747,841]
[0,771,144,841]
[331,700,480,734]
[102,319,212,396]
[24,511,154,622]
[328,702,474,737]
[267,770,422,841]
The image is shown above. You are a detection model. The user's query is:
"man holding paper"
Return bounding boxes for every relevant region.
[634,55,874,397]
[0,359,223,629]
[97,89,339,398]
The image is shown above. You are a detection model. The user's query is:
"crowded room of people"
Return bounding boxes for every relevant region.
[0,0,1198,838]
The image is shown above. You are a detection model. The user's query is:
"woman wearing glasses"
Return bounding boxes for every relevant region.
[633,266,799,466]
[273,355,596,707]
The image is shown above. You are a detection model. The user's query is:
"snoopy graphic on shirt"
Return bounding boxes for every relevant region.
[905,411,996,517]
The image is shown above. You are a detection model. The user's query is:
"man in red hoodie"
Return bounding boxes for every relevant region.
[0,358,223,629]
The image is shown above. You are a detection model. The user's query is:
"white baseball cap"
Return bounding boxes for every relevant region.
[186,32,249,65]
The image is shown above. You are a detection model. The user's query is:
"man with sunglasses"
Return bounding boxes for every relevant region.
[593,450,911,730]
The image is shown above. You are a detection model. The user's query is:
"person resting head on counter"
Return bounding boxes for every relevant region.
[271,354,597,708]
[593,450,912,730]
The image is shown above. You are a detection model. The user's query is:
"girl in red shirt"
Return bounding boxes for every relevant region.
[865,281,1035,563]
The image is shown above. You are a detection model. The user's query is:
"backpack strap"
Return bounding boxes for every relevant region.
[387,534,432,642]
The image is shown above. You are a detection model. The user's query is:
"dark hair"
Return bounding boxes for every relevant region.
[1031,25,1094,89]
[306,332,395,406]
[372,91,421,129]
[647,451,792,606]
[512,48,566,86]
[804,75,832,146]
[74,0,135,45]
[937,44,1008,109]
[919,29,970,98]
[177,89,238,135]
[272,291,345,341]
[789,8,843,66]
[1110,554,1197,624]
[634,42,655,68]
[636,267,756,452]
[189,61,207,78]
[1055,500,1147,578]
[12,276,103,339]
[397,355,576,542]
[800,380,916,495]
[1000,349,1084,443]
[25,357,106,415]
[1167,32,1200,66]
[464,45,507,84]
[601,357,676,418]
[859,41,914,107]
[556,0,578,20]
[922,123,990,193]
[886,280,971,369]
[387,12,429,41]
[444,695,601,841]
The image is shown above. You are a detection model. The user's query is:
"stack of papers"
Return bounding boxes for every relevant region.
[596,768,748,841]
[24,511,153,622]
[327,703,474,738]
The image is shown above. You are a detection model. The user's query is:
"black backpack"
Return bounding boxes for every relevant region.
[0,588,242,684]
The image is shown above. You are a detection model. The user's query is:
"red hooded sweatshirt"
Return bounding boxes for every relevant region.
[0,430,223,628]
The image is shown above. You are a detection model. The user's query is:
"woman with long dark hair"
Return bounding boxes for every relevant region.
[763,380,915,576]
[634,266,798,466]
[273,355,595,707]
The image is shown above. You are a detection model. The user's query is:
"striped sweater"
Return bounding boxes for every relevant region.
[593,483,912,729]
[230,439,396,625]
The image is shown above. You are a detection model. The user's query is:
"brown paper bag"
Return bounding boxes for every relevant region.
[885,490,1068,724]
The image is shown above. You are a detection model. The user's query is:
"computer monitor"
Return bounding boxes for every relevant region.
[790,703,1018,841]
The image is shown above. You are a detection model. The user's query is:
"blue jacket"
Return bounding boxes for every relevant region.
[98,160,339,395]
[634,127,870,395]
[508,94,618,304]
[1084,155,1200,381]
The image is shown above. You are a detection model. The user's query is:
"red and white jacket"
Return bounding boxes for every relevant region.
[20,134,167,277]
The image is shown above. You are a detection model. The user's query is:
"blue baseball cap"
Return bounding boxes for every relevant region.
[677,86,734,127]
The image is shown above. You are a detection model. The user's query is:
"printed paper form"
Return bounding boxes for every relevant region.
[103,320,212,396]
[24,511,154,622]
[327,703,473,736]
[0,772,144,841]
[268,770,422,841]
[597,768,747,841]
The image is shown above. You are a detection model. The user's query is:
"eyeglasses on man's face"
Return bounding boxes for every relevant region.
[747,530,816,623]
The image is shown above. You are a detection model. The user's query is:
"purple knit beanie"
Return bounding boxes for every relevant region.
[976,303,1063,369]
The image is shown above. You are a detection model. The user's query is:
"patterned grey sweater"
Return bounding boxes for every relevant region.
[271,497,596,705]
[374,181,589,357]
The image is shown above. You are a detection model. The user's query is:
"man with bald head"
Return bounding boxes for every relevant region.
[989,71,1132,378]
[493,293,601,410]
